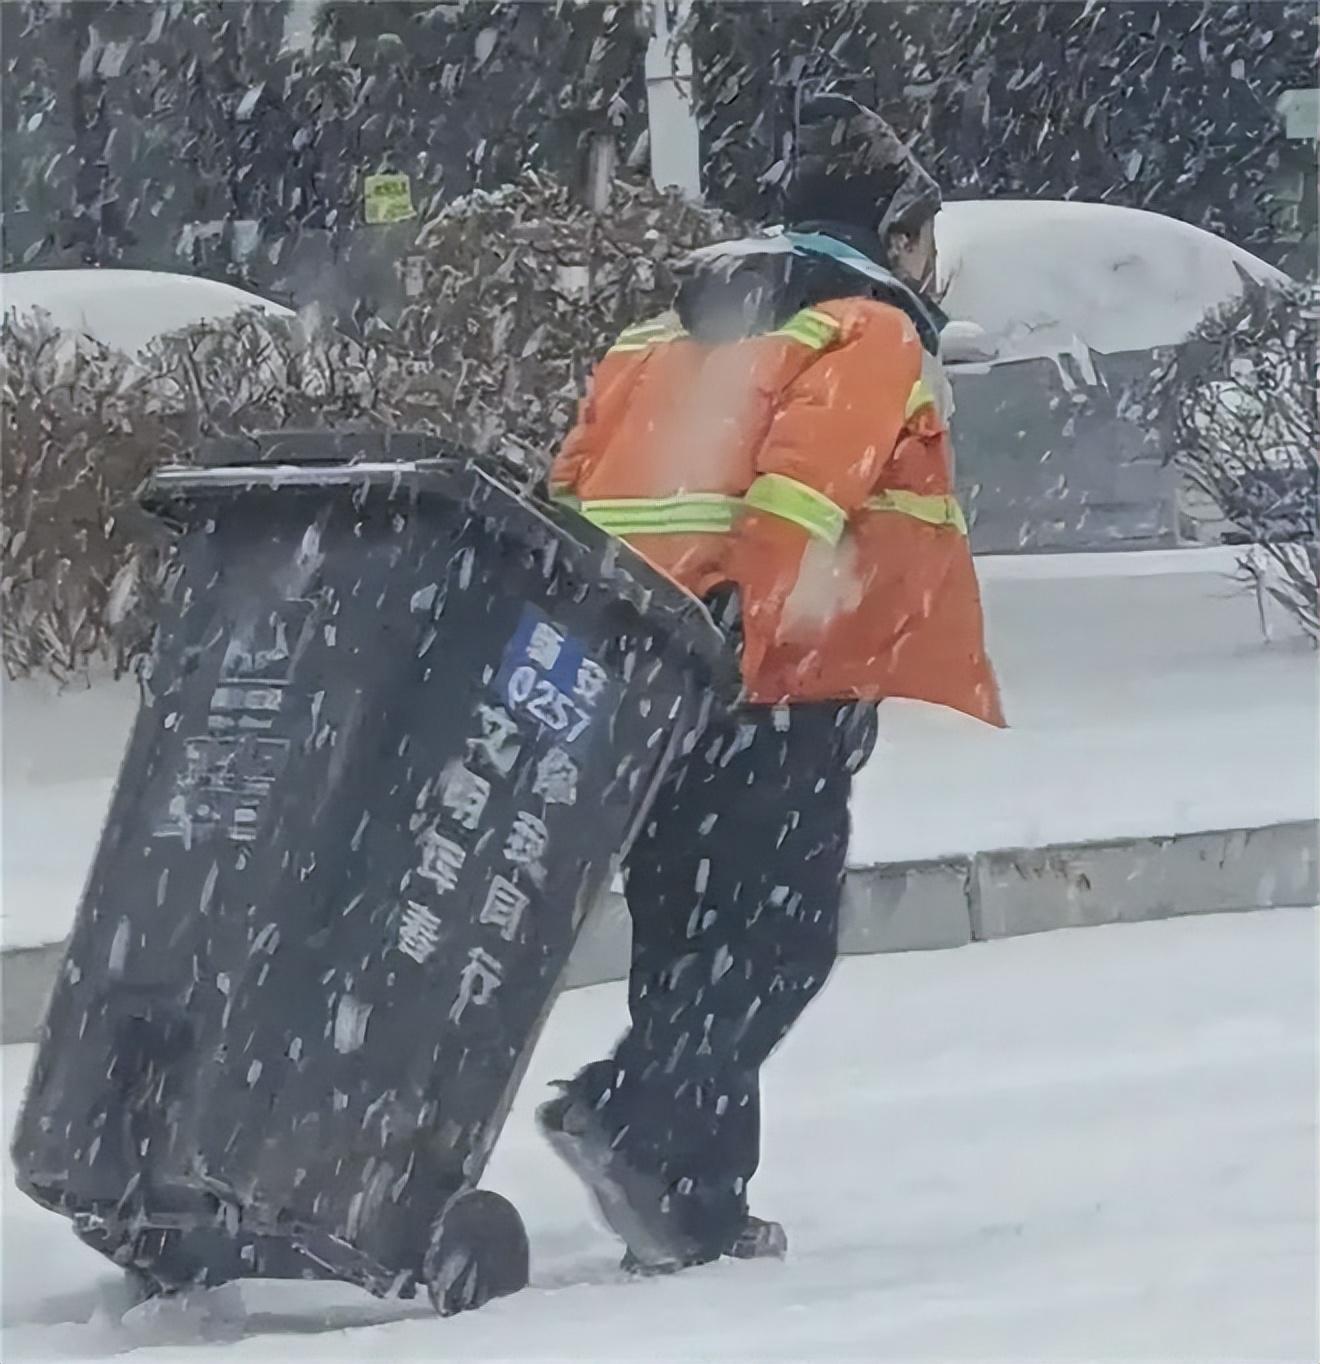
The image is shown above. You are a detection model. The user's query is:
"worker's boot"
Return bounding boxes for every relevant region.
[537,1081,787,1276]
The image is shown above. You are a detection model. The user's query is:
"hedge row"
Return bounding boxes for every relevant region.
[1,173,743,681]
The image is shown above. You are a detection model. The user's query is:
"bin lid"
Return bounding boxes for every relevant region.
[140,454,741,705]
[196,430,466,468]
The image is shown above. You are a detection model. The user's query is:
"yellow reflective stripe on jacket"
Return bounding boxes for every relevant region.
[744,473,846,546]
[608,318,690,354]
[769,307,840,351]
[905,378,937,420]
[609,307,838,355]
[562,492,741,536]
[553,486,965,538]
[862,489,967,534]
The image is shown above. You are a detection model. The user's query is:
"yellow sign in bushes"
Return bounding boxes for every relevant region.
[363,173,415,225]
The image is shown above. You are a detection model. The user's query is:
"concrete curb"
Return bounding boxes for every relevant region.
[4,820,1316,1045]
[970,820,1319,939]
[557,819,1319,989]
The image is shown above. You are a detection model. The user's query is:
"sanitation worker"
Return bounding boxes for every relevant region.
[538,94,1004,1274]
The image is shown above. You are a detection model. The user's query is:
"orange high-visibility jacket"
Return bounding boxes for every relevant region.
[550,296,1004,726]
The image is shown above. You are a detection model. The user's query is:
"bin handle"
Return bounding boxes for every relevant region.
[616,685,716,861]
[145,462,435,492]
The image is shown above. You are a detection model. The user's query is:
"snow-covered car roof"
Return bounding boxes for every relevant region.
[936,200,1292,366]
[0,268,293,354]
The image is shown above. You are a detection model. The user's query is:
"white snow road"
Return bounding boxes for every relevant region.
[3,909,1316,1363]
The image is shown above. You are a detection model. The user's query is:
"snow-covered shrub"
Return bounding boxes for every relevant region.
[1,316,177,681]
[1,308,454,681]
[1,171,743,680]
[1139,280,1318,642]
[137,308,450,444]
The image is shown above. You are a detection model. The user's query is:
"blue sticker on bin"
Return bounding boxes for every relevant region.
[494,606,615,748]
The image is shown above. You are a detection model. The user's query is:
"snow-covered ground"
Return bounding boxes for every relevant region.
[3,909,1316,1362]
[853,546,1318,864]
[3,546,1316,950]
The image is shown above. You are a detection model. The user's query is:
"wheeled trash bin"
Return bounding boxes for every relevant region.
[10,432,732,1315]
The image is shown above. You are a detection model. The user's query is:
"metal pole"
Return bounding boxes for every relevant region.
[645,0,702,199]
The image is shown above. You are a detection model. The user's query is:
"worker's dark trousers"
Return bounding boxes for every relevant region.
[571,699,876,1258]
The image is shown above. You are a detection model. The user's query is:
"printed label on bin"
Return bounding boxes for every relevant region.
[392,607,616,987]
[155,735,292,843]
[155,601,313,844]
[220,601,314,684]
[492,606,616,750]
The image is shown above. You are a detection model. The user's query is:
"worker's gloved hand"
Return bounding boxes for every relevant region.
[939,319,999,366]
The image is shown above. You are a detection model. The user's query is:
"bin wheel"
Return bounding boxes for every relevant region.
[92,1264,174,1322]
[124,1265,167,1304]
[423,1189,529,1317]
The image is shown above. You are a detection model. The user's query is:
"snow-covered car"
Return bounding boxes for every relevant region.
[0,268,293,355]
[935,199,1292,374]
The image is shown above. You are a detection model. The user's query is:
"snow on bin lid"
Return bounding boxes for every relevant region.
[0,268,292,355]
[935,199,1293,365]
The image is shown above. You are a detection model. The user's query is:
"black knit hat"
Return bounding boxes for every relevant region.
[781,91,942,239]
